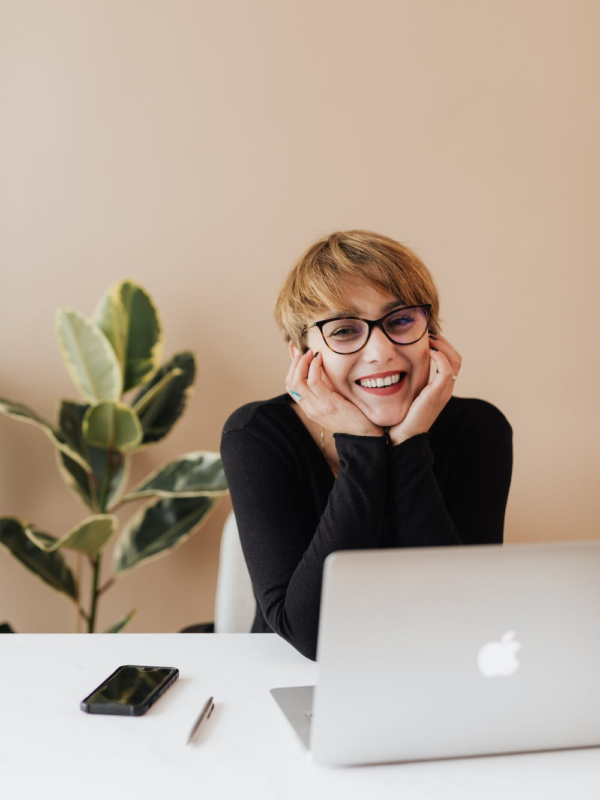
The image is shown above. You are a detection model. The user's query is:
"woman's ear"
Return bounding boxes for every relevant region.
[289,341,300,360]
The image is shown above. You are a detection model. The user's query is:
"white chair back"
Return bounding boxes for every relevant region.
[214,510,256,633]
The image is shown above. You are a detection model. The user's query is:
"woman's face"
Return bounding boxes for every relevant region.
[300,282,432,428]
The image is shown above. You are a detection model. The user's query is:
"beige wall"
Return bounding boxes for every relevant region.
[1,0,598,632]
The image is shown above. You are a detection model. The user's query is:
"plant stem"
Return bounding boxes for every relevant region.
[88,555,101,633]
[87,447,116,633]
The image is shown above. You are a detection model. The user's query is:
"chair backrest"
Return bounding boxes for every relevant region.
[214,510,256,633]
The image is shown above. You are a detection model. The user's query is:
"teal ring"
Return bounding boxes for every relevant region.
[289,389,303,402]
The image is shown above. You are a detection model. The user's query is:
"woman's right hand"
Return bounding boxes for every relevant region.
[286,350,384,437]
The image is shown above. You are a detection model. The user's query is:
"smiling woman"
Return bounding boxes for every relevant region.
[220,230,513,661]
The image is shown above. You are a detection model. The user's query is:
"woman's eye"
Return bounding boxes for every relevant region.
[329,324,363,339]
[387,314,415,329]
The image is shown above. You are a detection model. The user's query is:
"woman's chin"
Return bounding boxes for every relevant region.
[364,406,407,429]
[381,417,405,428]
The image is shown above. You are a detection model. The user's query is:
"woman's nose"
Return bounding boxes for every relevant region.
[362,324,397,362]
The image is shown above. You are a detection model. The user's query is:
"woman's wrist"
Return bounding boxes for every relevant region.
[389,426,423,446]
[335,427,385,438]
[345,422,385,438]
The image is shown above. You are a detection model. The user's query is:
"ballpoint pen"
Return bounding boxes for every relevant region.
[186,696,215,745]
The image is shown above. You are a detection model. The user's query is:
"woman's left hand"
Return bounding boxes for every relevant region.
[388,334,462,446]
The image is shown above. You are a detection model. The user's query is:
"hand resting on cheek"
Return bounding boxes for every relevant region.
[286,349,384,438]
[388,333,462,446]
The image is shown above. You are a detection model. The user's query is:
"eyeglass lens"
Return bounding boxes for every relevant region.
[322,306,429,354]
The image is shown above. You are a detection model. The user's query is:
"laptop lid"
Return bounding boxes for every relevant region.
[310,541,600,766]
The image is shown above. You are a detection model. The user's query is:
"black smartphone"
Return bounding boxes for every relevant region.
[80,665,179,716]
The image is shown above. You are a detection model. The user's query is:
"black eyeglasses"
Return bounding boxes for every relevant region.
[307,304,432,355]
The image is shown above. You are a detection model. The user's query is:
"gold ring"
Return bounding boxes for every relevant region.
[451,375,457,382]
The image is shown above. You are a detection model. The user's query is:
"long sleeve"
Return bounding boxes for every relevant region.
[220,395,513,661]
[221,423,388,661]
[387,398,513,547]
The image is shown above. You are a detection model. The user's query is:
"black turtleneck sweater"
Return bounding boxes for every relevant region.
[221,394,513,661]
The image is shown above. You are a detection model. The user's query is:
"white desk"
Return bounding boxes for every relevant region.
[2,634,599,800]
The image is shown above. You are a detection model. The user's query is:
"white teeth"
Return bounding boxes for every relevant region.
[358,373,402,389]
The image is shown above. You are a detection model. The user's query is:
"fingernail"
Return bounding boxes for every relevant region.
[431,347,439,351]
[314,351,320,358]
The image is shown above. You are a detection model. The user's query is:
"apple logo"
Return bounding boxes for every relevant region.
[477,630,521,678]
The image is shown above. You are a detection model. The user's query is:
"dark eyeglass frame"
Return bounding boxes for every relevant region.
[307,304,432,355]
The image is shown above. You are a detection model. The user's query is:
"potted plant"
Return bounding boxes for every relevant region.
[0,280,228,632]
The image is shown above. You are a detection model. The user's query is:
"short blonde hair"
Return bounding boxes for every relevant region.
[275,230,441,351]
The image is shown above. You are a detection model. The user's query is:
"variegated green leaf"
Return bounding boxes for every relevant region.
[55,308,122,402]
[105,609,137,633]
[56,447,96,511]
[24,515,116,557]
[122,452,228,502]
[93,281,163,392]
[83,402,143,452]
[0,398,89,470]
[0,518,78,600]
[132,368,182,417]
[113,496,214,575]
[26,530,57,548]
[131,352,195,446]
[57,401,129,511]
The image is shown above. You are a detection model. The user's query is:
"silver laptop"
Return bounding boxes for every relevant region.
[271,541,600,766]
